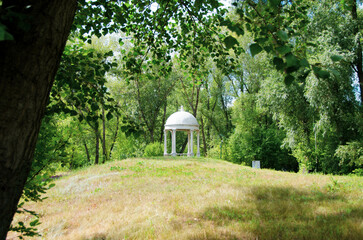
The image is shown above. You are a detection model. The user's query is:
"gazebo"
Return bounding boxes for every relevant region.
[164,106,200,157]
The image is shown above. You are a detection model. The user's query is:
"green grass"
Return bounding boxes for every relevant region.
[8,157,363,240]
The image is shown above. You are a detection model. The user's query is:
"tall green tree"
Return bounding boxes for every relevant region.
[0,1,222,236]
[50,41,117,164]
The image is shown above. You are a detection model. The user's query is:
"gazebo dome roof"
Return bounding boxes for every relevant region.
[165,106,199,130]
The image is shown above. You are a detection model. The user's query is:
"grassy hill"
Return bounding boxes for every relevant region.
[8,157,363,240]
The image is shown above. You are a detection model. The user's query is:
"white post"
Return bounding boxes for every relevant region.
[172,129,176,156]
[164,130,168,156]
[190,130,194,157]
[187,131,191,156]
[197,131,200,157]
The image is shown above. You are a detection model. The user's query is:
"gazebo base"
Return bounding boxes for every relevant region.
[164,153,191,156]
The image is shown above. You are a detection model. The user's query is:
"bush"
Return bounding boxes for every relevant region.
[335,141,363,175]
[144,142,164,157]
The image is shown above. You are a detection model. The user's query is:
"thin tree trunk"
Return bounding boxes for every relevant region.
[84,141,91,163]
[181,86,201,153]
[159,102,168,143]
[109,115,120,159]
[95,128,100,165]
[220,94,232,133]
[70,148,75,170]
[0,1,77,238]
[206,83,211,148]
[101,106,108,163]
[200,116,207,156]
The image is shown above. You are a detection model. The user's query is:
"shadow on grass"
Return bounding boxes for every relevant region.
[199,186,363,240]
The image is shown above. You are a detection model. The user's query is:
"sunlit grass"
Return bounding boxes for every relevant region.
[8,157,363,240]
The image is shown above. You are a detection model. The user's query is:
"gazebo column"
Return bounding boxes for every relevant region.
[187,131,191,156]
[164,130,168,156]
[171,129,176,156]
[190,130,194,157]
[197,131,200,157]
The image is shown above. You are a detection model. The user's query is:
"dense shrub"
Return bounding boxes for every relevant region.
[144,142,164,157]
[335,141,363,175]
[115,133,145,159]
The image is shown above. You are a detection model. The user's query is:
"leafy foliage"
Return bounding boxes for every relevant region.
[335,141,363,175]
[227,94,298,171]
[144,142,164,157]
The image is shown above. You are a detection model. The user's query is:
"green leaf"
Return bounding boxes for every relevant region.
[330,69,340,78]
[224,36,238,49]
[0,23,14,41]
[330,55,343,62]
[318,70,330,79]
[69,110,78,116]
[269,0,281,7]
[255,37,268,44]
[105,50,113,57]
[227,23,244,36]
[298,70,311,82]
[264,46,273,53]
[276,45,291,55]
[91,103,99,112]
[313,66,330,79]
[250,43,263,57]
[30,219,40,227]
[284,75,294,86]
[277,30,288,41]
[300,58,310,68]
[285,53,299,67]
[273,57,285,70]
[106,111,113,121]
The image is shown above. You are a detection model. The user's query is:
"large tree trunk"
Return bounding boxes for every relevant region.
[0,1,77,238]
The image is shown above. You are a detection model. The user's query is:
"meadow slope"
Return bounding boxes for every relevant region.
[8,157,363,240]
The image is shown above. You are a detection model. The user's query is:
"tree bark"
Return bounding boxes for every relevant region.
[101,106,108,163]
[109,115,120,160]
[95,128,100,165]
[84,141,91,163]
[0,1,77,238]
[159,102,168,142]
[200,116,207,156]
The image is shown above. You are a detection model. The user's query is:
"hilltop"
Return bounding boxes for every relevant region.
[8,158,363,240]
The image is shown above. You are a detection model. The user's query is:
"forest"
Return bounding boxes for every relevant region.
[35,0,362,176]
[0,0,362,238]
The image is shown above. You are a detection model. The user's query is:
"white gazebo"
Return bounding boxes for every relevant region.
[164,106,200,157]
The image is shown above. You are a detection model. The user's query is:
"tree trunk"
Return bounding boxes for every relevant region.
[95,128,100,165]
[160,102,168,143]
[181,84,201,153]
[200,116,207,156]
[0,1,77,238]
[109,115,120,160]
[101,106,108,163]
[84,141,91,163]
[70,147,75,170]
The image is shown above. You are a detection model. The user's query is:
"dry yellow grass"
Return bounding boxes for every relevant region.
[7,157,363,240]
